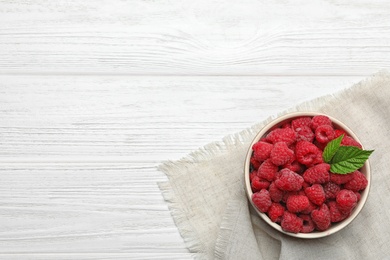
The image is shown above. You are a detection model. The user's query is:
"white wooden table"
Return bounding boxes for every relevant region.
[1,1,389,259]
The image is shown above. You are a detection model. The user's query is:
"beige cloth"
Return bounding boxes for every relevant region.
[158,71,390,260]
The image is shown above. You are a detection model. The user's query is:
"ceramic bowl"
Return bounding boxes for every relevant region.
[244,112,371,238]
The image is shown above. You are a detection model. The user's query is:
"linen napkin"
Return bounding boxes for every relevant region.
[158,71,390,260]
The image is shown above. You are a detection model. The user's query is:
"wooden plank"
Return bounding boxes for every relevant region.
[0,0,390,75]
[0,163,191,258]
[0,75,362,161]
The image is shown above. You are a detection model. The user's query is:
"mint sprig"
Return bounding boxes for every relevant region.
[322,135,374,174]
[323,135,344,163]
[330,146,374,174]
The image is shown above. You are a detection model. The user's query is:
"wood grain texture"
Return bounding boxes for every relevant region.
[0,163,191,259]
[0,75,361,162]
[1,0,390,75]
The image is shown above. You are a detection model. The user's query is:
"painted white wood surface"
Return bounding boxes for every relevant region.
[0,0,389,259]
[1,0,390,76]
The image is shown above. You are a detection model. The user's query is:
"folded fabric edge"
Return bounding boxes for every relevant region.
[157,181,204,258]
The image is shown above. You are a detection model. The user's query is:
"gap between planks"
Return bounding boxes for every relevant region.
[0,72,372,77]
[0,158,152,164]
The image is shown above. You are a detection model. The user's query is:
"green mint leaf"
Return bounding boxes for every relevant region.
[322,134,344,163]
[330,146,374,174]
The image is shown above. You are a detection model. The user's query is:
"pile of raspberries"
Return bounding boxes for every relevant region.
[249,115,368,233]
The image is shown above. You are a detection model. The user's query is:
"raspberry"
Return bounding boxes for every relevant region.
[251,176,270,192]
[301,200,317,214]
[301,181,310,190]
[314,140,326,151]
[257,159,278,181]
[275,168,304,191]
[252,189,272,213]
[295,141,323,166]
[305,184,326,206]
[291,117,312,131]
[283,160,305,174]
[281,211,303,233]
[296,126,315,142]
[354,192,361,201]
[270,142,295,166]
[252,141,273,161]
[344,170,368,191]
[303,163,330,184]
[250,157,261,170]
[323,182,341,200]
[266,127,297,146]
[341,136,362,149]
[311,115,332,131]
[249,170,257,182]
[268,182,284,202]
[328,201,349,223]
[286,195,310,213]
[299,214,315,233]
[315,124,335,144]
[268,202,285,223]
[281,190,298,203]
[330,172,354,185]
[311,204,331,231]
[334,129,347,138]
[336,189,357,213]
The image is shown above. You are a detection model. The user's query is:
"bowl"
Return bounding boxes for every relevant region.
[244,112,371,238]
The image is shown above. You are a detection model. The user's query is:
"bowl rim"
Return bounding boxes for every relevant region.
[244,112,371,239]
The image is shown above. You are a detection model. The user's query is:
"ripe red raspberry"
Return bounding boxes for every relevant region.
[291,117,312,131]
[323,182,341,200]
[301,181,311,190]
[265,127,297,146]
[354,191,361,201]
[281,191,297,204]
[283,160,305,174]
[334,129,347,138]
[270,142,295,166]
[305,184,326,206]
[275,168,304,191]
[315,124,335,144]
[296,126,315,142]
[344,170,368,192]
[295,141,323,166]
[252,141,273,161]
[303,163,330,184]
[257,159,278,181]
[249,170,257,182]
[252,189,272,213]
[299,214,315,233]
[330,172,354,185]
[341,136,362,149]
[311,204,331,231]
[336,189,357,213]
[314,140,326,151]
[286,195,310,213]
[281,211,303,233]
[268,202,285,223]
[250,157,261,170]
[301,200,317,214]
[251,176,270,192]
[328,201,349,223]
[268,182,284,203]
[311,115,332,131]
